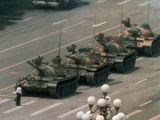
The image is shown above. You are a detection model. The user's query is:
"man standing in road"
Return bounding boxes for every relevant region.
[15,84,22,106]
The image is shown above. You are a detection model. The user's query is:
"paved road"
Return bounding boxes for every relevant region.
[0,0,160,120]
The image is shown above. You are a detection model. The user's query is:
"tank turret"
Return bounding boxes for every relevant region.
[65,44,110,85]
[95,33,137,73]
[122,18,160,56]
[16,56,78,98]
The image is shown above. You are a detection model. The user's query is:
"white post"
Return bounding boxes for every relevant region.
[147,0,151,24]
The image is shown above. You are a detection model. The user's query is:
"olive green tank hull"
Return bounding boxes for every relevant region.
[110,51,137,73]
[79,64,110,86]
[16,75,78,98]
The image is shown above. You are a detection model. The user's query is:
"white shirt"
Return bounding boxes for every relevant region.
[16,87,22,94]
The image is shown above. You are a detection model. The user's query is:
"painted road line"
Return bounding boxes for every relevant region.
[31,102,63,116]
[138,1,149,7]
[140,100,152,107]
[63,20,87,31]
[0,94,15,98]
[137,57,144,61]
[23,100,37,106]
[149,114,160,120]
[0,98,10,104]
[3,100,37,114]
[52,19,69,25]
[3,106,23,114]
[117,0,132,5]
[92,21,107,28]
[0,20,86,55]
[134,78,148,85]
[0,84,15,92]
[57,104,88,119]
[21,17,32,22]
[127,110,142,117]
[96,0,106,4]
[110,91,120,96]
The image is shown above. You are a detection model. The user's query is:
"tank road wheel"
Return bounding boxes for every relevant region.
[49,78,78,98]
[86,65,110,86]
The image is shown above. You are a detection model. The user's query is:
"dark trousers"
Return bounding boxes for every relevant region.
[16,93,21,106]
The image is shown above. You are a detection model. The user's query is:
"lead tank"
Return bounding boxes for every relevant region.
[32,0,79,8]
[95,33,137,73]
[16,56,78,98]
[65,44,110,86]
[122,18,160,56]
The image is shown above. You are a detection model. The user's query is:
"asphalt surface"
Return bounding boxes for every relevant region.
[0,0,160,120]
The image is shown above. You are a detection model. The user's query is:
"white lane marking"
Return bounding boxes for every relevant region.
[140,100,152,107]
[30,102,63,116]
[23,100,37,106]
[96,0,106,4]
[138,1,149,7]
[127,110,142,117]
[117,0,132,5]
[0,94,15,98]
[110,90,120,96]
[3,106,24,114]
[63,20,87,31]
[149,114,160,120]
[92,21,107,28]
[0,20,86,55]
[137,57,144,61]
[3,100,37,114]
[21,17,32,22]
[134,78,148,85]
[52,19,69,25]
[0,24,120,73]
[0,98,10,104]
[57,104,88,119]
[0,85,15,92]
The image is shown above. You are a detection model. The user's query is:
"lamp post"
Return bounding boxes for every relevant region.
[101,84,110,97]
[76,111,84,120]
[113,99,122,114]
[87,96,96,111]
[52,19,68,57]
[76,84,128,120]
[147,0,151,24]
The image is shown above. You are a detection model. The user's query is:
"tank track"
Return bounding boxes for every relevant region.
[49,76,78,98]
[143,39,160,56]
[114,52,136,73]
[85,65,110,86]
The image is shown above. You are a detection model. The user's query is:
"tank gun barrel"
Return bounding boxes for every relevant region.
[27,61,44,77]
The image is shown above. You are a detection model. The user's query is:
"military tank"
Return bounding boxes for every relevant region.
[32,0,80,8]
[65,44,110,86]
[95,33,137,73]
[16,56,78,98]
[122,18,160,56]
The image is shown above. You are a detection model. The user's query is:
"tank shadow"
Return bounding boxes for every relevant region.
[110,66,140,74]
[22,91,82,99]
[123,66,140,74]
